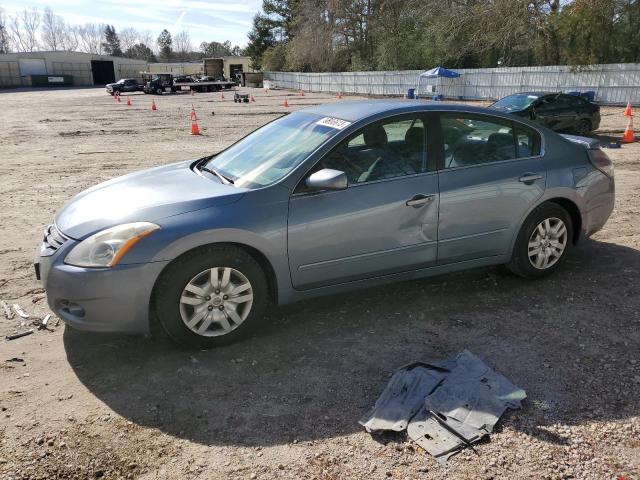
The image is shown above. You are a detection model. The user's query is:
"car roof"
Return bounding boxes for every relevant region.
[505,91,554,97]
[298,99,515,123]
[298,99,520,122]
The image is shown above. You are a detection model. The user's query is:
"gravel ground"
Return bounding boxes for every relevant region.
[0,87,638,480]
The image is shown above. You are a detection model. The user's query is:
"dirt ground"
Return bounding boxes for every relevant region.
[0,87,638,480]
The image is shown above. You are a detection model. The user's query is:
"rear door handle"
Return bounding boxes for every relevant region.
[406,194,435,208]
[519,173,543,184]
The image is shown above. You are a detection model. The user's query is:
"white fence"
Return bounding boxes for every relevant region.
[265,64,640,104]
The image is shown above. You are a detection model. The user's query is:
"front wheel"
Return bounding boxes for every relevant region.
[154,245,269,348]
[507,203,573,279]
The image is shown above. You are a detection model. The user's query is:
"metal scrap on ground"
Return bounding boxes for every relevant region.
[360,350,527,464]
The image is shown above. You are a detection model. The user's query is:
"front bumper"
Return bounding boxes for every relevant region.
[37,239,168,334]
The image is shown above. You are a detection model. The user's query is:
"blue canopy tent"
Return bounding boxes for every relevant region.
[417,66,461,99]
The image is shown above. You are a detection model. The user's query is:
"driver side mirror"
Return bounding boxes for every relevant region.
[305,168,348,191]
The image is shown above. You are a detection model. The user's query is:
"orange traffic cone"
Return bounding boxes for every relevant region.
[127,97,132,107]
[116,92,121,102]
[299,89,305,96]
[622,117,635,143]
[151,99,157,111]
[283,98,289,108]
[337,92,343,100]
[250,94,255,102]
[624,101,633,117]
[191,89,195,96]
[190,106,197,121]
[190,117,201,135]
[220,92,225,100]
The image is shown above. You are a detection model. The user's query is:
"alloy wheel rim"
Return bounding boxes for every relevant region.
[528,217,568,270]
[179,267,253,337]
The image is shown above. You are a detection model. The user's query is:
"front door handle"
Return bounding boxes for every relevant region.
[519,173,543,185]
[406,194,435,208]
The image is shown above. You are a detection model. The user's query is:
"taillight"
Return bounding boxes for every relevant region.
[588,148,614,178]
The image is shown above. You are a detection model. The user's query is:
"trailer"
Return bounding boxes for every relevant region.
[141,72,236,95]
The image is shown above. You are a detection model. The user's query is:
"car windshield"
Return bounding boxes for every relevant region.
[204,112,344,188]
[492,94,539,111]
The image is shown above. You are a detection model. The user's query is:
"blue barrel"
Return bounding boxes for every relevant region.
[407,88,415,99]
[583,91,596,102]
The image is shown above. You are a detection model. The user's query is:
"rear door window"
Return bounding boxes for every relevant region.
[440,113,516,168]
[514,125,542,158]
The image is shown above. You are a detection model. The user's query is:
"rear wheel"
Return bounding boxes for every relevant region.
[154,245,269,348]
[507,203,573,279]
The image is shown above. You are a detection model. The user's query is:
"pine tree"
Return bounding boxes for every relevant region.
[102,25,122,56]
[157,29,173,62]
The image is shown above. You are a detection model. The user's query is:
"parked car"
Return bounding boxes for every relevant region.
[35,101,614,348]
[489,92,601,136]
[105,78,143,95]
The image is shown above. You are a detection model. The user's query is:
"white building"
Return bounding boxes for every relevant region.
[0,51,148,87]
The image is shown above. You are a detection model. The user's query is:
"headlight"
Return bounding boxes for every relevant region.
[65,222,160,268]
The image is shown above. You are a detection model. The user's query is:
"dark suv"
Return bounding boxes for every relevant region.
[106,78,143,95]
[490,92,600,136]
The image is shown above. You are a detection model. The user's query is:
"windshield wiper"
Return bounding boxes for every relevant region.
[199,165,234,185]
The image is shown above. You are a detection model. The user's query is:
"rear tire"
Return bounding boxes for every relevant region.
[154,245,269,349]
[507,203,573,279]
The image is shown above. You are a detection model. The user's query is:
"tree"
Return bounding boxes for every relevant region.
[262,43,287,70]
[102,25,122,56]
[63,24,81,51]
[0,7,10,53]
[200,40,232,57]
[41,7,66,51]
[119,27,139,53]
[78,23,104,54]
[262,0,299,40]
[124,43,157,62]
[173,30,192,61]
[157,29,172,61]
[245,14,276,70]
[10,7,40,52]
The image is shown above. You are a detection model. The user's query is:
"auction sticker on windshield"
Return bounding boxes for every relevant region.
[317,117,351,130]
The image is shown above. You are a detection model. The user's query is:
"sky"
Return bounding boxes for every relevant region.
[1,0,262,47]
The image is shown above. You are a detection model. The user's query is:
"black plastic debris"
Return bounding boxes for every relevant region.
[361,350,526,464]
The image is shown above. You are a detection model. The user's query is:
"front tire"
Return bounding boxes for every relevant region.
[154,245,269,348]
[507,203,573,279]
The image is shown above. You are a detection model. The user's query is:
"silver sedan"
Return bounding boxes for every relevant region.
[36,100,615,347]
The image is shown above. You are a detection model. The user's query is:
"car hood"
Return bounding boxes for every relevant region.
[55,160,246,239]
